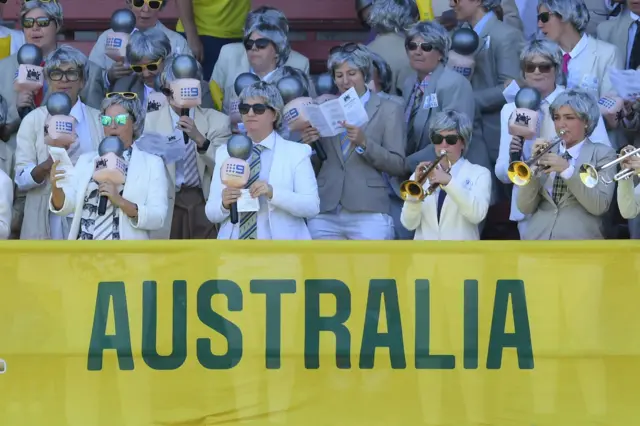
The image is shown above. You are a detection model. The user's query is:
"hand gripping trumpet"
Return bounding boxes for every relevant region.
[507,129,567,187]
[579,145,640,188]
[399,150,451,201]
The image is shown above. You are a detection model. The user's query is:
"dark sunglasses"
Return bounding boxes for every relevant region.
[537,12,558,23]
[106,91,138,100]
[329,42,359,55]
[244,38,272,51]
[406,41,434,52]
[432,134,460,145]
[101,114,129,127]
[524,62,554,74]
[130,59,161,73]
[131,0,163,10]
[22,17,52,28]
[48,68,81,82]
[238,103,273,115]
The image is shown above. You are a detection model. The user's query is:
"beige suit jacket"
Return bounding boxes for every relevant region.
[597,10,633,63]
[517,139,616,240]
[14,105,103,239]
[315,91,406,215]
[367,32,414,96]
[0,53,105,176]
[210,42,309,112]
[143,104,231,239]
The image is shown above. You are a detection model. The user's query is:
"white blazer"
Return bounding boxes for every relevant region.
[618,178,640,220]
[0,168,12,239]
[49,146,169,240]
[400,158,492,240]
[564,35,622,98]
[206,133,320,240]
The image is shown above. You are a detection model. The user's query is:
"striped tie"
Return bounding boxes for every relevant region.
[239,144,266,240]
[93,201,117,240]
[552,151,572,204]
[340,131,352,160]
[182,140,200,188]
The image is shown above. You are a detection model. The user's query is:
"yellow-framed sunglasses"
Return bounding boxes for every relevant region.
[106,92,138,100]
[130,59,162,74]
[130,0,164,10]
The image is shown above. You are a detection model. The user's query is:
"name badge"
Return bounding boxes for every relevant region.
[422,93,439,109]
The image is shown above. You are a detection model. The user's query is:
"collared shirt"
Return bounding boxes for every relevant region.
[473,11,494,35]
[228,131,277,240]
[544,139,586,197]
[627,12,640,69]
[169,107,200,190]
[562,34,589,89]
[250,67,279,82]
[431,156,465,198]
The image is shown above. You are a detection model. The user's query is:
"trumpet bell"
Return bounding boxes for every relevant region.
[578,164,600,188]
[507,161,532,186]
[399,180,425,201]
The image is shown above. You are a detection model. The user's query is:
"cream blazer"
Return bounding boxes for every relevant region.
[0,168,11,239]
[400,158,492,240]
[618,178,640,220]
[206,133,319,240]
[49,146,168,240]
[143,104,232,239]
[14,106,103,239]
[210,42,310,109]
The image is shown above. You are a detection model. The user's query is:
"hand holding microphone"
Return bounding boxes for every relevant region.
[14,44,44,120]
[168,55,202,144]
[220,134,253,224]
[508,87,542,163]
[44,92,76,148]
[93,136,127,216]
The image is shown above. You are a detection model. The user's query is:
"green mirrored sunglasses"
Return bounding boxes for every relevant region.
[100,114,129,127]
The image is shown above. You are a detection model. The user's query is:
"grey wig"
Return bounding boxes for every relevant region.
[405,20,451,63]
[126,27,172,64]
[429,110,473,147]
[538,0,590,34]
[239,81,285,129]
[549,88,600,137]
[520,38,565,86]
[44,45,88,83]
[21,0,64,31]
[244,6,289,34]
[327,44,373,82]
[367,0,417,34]
[100,94,146,140]
[244,22,291,68]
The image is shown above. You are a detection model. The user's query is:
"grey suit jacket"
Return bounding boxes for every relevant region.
[517,139,616,240]
[597,10,633,63]
[315,92,406,215]
[500,0,525,33]
[111,74,214,110]
[367,33,414,96]
[469,14,524,164]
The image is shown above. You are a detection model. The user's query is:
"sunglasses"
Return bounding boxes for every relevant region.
[244,38,272,51]
[106,92,138,100]
[537,12,558,23]
[101,114,129,127]
[238,103,273,115]
[22,17,52,28]
[406,41,435,53]
[131,0,163,10]
[432,134,460,145]
[48,68,82,82]
[329,42,359,55]
[524,62,554,74]
[130,59,162,73]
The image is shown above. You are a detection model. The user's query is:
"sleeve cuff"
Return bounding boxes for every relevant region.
[15,164,44,191]
[560,165,575,180]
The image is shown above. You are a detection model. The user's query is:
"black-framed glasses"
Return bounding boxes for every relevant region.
[537,12,559,23]
[106,92,138,100]
[432,134,460,145]
[100,114,129,127]
[48,68,82,82]
[406,41,434,52]
[238,103,273,115]
[523,62,554,74]
[22,17,52,28]
[130,59,162,73]
[243,38,272,51]
[329,42,359,55]
[131,0,163,10]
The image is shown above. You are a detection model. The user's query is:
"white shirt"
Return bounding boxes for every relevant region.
[543,139,585,197]
[15,100,94,240]
[0,26,25,57]
[226,131,277,240]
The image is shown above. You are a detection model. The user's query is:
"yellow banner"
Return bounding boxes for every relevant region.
[1,241,639,425]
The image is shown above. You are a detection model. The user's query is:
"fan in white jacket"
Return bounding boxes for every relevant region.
[401,111,491,240]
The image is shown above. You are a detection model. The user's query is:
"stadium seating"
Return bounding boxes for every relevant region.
[3,0,367,74]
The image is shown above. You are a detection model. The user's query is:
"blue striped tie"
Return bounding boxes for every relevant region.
[239,144,266,240]
[340,131,351,160]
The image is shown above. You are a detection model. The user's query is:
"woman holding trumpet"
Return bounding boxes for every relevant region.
[400,111,491,240]
[516,89,617,240]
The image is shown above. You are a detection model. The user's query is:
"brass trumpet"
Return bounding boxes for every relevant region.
[507,130,567,186]
[579,145,640,188]
[399,150,451,201]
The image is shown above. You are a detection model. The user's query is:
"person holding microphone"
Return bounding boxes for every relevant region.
[205,81,319,239]
[49,94,168,240]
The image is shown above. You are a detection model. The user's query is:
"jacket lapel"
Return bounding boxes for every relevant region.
[85,107,104,150]
[194,107,208,180]
[122,147,143,201]
[156,104,179,185]
[339,91,381,163]
[614,13,634,59]
[559,139,594,204]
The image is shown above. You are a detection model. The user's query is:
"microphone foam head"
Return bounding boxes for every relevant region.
[515,87,542,110]
[172,54,199,79]
[234,73,260,96]
[46,92,73,116]
[226,134,253,160]
[17,44,43,65]
[110,9,136,33]
[98,136,126,156]
[355,0,373,13]
[276,76,304,104]
[451,28,479,56]
[315,73,337,96]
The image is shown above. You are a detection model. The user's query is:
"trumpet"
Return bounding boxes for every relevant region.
[399,150,451,201]
[579,146,640,188]
[507,130,567,186]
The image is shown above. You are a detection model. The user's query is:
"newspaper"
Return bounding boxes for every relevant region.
[608,68,640,100]
[303,87,369,137]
